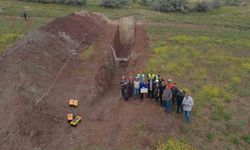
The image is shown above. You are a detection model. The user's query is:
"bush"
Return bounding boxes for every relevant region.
[157,137,195,150]
[18,0,87,5]
[139,0,153,6]
[153,0,189,13]
[101,0,131,8]
[195,1,210,12]
[224,0,241,6]
[212,0,222,9]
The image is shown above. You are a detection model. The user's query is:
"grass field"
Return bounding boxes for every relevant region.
[0,0,250,149]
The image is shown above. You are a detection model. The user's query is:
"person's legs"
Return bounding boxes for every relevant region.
[176,103,180,113]
[159,91,163,106]
[134,88,138,98]
[136,88,139,98]
[165,100,171,112]
[184,111,190,123]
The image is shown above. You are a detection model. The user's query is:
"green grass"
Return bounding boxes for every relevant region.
[80,44,95,61]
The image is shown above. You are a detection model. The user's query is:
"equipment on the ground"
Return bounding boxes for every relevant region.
[70,116,82,127]
[69,99,79,107]
[67,114,74,122]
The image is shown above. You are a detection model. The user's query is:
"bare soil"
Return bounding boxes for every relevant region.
[0,12,181,150]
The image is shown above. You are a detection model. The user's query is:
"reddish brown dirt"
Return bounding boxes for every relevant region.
[41,12,107,43]
[0,13,181,150]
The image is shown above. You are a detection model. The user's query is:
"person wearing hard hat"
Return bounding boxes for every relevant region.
[182,91,194,123]
[167,79,174,91]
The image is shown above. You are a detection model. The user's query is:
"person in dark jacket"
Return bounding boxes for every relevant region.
[148,76,155,100]
[128,76,134,99]
[120,75,129,100]
[171,83,179,106]
[153,78,160,101]
[159,78,166,106]
[176,89,185,113]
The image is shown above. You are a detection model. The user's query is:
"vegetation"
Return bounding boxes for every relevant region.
[101,0,131,8]
[157,137,195,150]
[80,44,95,60]
[18,0,87,5]
[153,0,189,13]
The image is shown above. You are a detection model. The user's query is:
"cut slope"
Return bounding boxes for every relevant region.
[0,12,115,150]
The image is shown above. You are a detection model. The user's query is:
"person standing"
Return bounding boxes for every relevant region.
[171,82,179,107]
[22,7,29,21]
[159,78,166,106]
[153,77,160,101]
[182,92,194,123]
[162,86,172,113]
[148,76,154,99]
[133,77,140,98]
[139,80,148,102]
[128,76,134,99]
[137,71,145,83]
[176,89,184,114]
[120,75,127,99]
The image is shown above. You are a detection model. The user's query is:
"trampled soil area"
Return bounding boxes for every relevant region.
[0,12,181,150]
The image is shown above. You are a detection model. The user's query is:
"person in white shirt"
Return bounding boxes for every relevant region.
[182,91,194,123]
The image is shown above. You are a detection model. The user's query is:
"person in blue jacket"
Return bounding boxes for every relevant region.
[139,81,148,102]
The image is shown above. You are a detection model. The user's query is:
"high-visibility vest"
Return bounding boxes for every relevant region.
[148,73,156,80]
[155,75,159,80]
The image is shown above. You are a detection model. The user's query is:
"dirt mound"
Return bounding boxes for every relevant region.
[41,12,108,43]
[0,12,115,150]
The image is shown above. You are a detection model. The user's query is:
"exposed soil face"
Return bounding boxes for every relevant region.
[113,28,132,58]
[0,13,181,150]
[0,12,116,150]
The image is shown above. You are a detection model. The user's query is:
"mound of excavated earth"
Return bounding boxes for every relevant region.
[0,12,117,150]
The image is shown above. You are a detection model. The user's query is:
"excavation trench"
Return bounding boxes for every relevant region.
[0,12,149,150]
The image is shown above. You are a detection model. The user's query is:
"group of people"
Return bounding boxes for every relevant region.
[119,71,194,123]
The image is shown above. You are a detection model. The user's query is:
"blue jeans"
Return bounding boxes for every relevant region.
[184,111,191,123]
[165,100,171,112]
[134,88,139,98]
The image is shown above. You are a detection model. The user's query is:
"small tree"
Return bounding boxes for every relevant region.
[154,0,189,13]
[101,0,131,8]
[224,0,241,6]
[139,0,153,6]
[212,0,222,9]
[195,1,210,12]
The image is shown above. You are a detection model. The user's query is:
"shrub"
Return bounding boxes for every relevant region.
[195,1,210,12]
[139,0,153,6]
[18,0,87,5]
[241,134,250,144]
[157,137,195,150]
[153,0,189,13]
[206,132,215,142]
[101,0,131,8]
[224,0,241,6]
[212,0,222,9]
